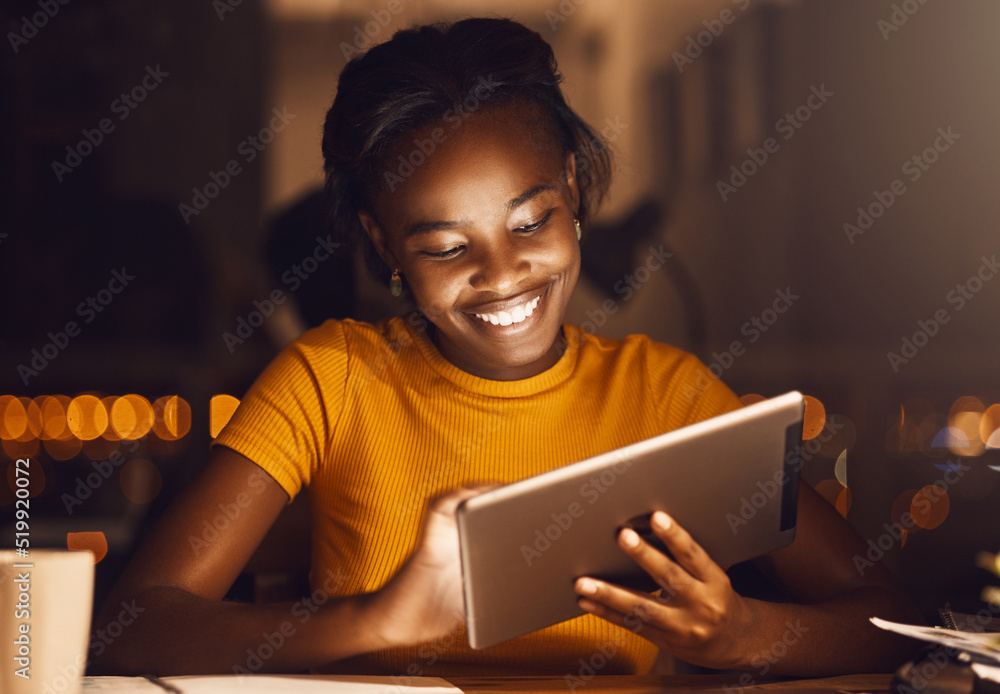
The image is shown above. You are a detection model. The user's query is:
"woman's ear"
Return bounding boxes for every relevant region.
[563,151,581,217]
[358,210,399,269]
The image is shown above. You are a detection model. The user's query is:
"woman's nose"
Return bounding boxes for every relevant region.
[469,243,531,294]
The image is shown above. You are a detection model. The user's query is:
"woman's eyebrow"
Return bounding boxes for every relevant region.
[405,219,463,238]
[404,184,555,238]
[507,184,553,211]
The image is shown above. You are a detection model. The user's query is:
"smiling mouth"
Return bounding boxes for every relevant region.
[472,295,541,326]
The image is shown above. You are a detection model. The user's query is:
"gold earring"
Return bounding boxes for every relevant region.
[574,219,582,241]
[389,269,402,297]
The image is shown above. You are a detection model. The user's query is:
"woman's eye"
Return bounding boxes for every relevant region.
[516,209,553,233]
[423,246,464,258]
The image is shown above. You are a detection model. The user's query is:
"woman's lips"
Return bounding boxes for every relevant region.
[472,294,541,326]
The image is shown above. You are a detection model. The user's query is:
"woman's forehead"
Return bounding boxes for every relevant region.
[376,106,566,227]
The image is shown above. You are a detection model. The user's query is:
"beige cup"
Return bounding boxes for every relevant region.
[0,550,94,694]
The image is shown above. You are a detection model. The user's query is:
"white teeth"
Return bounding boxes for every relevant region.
[474,295,541,326]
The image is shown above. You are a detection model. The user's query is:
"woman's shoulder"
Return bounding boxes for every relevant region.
[566,324,739,416]
[566,323,695,367]
[289,315,411,355]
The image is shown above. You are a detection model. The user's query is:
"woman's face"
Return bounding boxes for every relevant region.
[360,104,581,381]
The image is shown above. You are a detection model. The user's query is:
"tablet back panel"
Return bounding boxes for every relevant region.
[457,391,804,649]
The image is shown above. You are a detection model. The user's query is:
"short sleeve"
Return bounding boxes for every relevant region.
[211,321,349,500]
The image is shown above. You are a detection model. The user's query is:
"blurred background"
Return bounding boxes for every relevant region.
[2,0,999,666]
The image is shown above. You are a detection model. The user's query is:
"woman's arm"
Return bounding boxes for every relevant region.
[574,479,925,675]
[737,479,925,673]
[92,447,478,675]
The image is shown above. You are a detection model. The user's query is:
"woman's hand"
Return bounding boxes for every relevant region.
[574,511,752,670]
[366,486,493,649]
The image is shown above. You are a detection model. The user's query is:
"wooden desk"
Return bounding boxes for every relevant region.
[81,673,895,694]
[446,674,894,694]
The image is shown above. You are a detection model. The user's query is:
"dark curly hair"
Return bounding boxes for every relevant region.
[321,17,614,289]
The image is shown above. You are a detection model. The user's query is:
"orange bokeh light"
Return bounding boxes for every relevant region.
[210,395,241,438]
[910,484,950,530]
[43,435,82,461]
[949,395,985,420]
[111,394,154,440]
[2,437,39,460]
[946,396,986,456]
[981,404,1000,449]
[67,531,108,564]
[835,486,852,518]
[15,397,43,442]
[814,479,844,508]
[0,396,24,440]
[38,395,71,440]
[0,393,192,444]
[802,395,827,440]
[67,394,108,440]
[152,396,192,441]
[100,396,121,440]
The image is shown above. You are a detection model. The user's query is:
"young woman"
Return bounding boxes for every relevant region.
[94,17,922,677]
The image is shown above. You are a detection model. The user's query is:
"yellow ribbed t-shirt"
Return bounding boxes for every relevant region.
[213,315,743,676]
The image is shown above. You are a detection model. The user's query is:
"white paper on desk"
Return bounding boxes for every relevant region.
[870,616,1000,663]
[84,675,462,694]
[84,678,161,691]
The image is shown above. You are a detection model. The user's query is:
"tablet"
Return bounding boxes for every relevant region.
[456,390,805,649]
